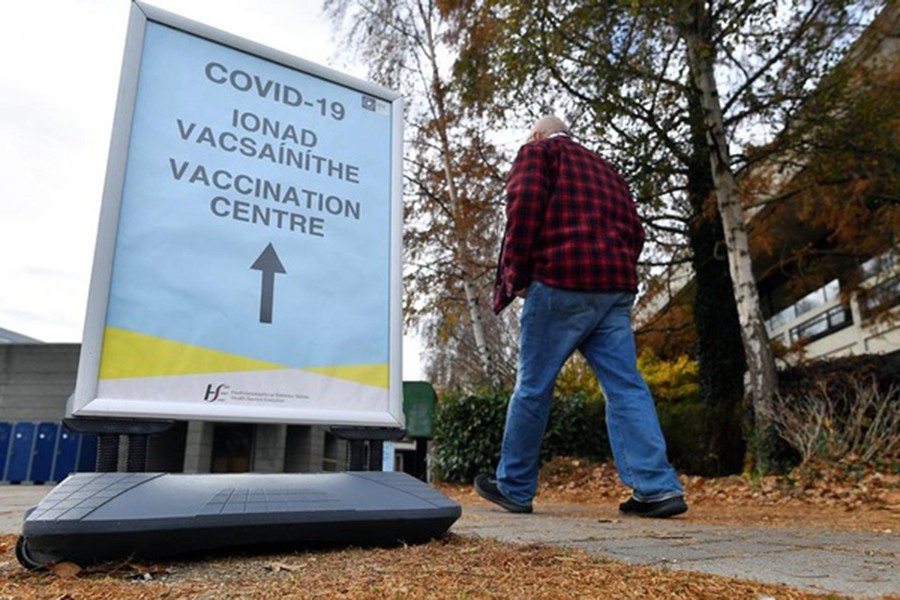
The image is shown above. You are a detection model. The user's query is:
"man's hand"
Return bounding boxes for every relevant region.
[514,286,529,298]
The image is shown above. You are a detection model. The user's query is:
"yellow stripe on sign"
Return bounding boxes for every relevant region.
[303,364,390,389]
[98,327,286,379]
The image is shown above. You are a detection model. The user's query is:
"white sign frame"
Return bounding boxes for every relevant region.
[71,1,405,428]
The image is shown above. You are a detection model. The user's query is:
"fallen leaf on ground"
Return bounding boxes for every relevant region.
[49,562,81,579]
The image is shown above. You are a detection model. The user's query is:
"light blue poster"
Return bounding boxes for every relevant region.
[73,8,403,426]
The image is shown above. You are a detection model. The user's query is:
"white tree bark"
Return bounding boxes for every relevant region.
[440,149,499,386]
[680,7,778,468]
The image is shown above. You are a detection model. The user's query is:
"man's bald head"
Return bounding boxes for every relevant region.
[528,115,569,142]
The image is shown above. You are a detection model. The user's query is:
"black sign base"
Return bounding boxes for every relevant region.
[17,471,461,568]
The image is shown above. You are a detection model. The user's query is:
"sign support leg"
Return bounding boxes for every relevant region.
[331,427,404,472]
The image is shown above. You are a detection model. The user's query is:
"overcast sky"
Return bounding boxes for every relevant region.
[0,0,425,377]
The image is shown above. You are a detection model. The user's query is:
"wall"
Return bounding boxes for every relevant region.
[0,344,79,421]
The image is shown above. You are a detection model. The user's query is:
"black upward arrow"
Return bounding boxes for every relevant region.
[250,243,286,324]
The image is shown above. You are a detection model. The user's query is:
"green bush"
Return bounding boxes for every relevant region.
[433,390,609,483]
[638,349,699,404]
[655,400,710,474]
[433,390,508,483]
[543,393,609,463]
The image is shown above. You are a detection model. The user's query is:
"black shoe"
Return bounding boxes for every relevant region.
[474,474,533,514]
[619,495,687,518]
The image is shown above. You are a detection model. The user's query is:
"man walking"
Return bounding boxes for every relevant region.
[474,115,686,518]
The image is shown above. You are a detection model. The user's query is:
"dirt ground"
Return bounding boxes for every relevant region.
[0,459,897,599]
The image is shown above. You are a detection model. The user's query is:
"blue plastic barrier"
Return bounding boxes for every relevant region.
[53,427,80,482]
[0,422,97,484]
[76,434,98,473]
[0,422,11,481]
[6,422,36,483]
[30,422,59,483]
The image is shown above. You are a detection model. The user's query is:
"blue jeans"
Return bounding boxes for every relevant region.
[496,282,683,504]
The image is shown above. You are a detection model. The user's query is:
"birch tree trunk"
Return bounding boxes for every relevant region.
[441,150,500,387]
[678,2,779,472]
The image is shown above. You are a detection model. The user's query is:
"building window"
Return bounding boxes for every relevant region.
[861,274,900,319]
[860,246,897,281]
[796,279,840,316]
[766,305,794,334]
[765,279,840,334]
[789,305,852,344]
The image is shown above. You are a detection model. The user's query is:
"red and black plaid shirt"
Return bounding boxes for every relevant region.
[493,134,645,313]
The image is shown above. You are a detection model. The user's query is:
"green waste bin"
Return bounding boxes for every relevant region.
[401,382,436,482]
[402,381,436,439]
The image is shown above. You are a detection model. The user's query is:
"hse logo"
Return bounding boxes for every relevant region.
[203,383,230,402]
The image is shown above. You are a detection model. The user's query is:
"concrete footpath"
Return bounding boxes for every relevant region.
[2,485,898,598]
[453,502,899,599]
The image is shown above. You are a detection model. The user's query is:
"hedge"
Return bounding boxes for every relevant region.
[432,390,609,483]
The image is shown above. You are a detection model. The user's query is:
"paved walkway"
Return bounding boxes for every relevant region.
[453,502,899,598]
[3,484,898,598]
[0,484,47,535]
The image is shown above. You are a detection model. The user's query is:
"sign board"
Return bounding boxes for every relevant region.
[71,1,404,427]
